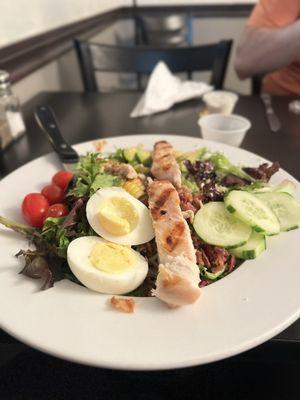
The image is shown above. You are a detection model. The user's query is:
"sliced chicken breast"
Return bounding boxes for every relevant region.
[152,256,201,307]
[148,180,201,306]
[103,160,137,180]
[151,141,181,188]
[148,180,196,264]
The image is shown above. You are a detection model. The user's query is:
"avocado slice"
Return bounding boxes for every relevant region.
[186,149,207,163]
[123,148,137,163]
[176,149,206,163]
[136,150,152,167]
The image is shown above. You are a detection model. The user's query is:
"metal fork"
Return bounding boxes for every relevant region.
[260,93,281,133]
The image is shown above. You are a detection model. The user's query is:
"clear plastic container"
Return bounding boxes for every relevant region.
[202,91,239,115]
[198,114,251,147]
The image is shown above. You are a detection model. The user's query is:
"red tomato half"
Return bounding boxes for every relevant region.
[22,193,50,228]
[52,170,73,191]
[41,184,64,205]
[44,203,69,220]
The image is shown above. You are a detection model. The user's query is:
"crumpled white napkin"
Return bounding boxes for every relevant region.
[130,61,213,118]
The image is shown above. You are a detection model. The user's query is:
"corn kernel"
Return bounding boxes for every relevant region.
[123,178,145,199]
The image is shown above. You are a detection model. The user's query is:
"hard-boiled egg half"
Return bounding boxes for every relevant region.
[86,187,155,246]
[67,236,148,294]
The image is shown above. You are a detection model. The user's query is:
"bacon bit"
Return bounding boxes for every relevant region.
[202,244,228,273]
[199,280,209,288]
[110,296,135,313]
[177,186,203,213]
[193,232,236,273]
[177,186,196,213]
[181,201,197,213]
[192,233,203,249]
[177,186,193,203]
[227,255,236,273]
[182,210,194,221]
[193,193,203,211]
[196,249,211,268]
[94,139,107,152]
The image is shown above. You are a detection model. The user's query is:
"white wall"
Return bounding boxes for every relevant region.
[13,51,82,104]
[0,1,130,103]
[12,20,132,103]
[4,1,253,103]
[0,0,131,48]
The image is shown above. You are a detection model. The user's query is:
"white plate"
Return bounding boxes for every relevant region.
[0,134,299,370]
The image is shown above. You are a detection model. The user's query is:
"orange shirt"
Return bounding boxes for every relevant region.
[248,0,300,95]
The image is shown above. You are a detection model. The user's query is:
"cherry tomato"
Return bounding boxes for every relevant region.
[22,193,50,228]
[52,170,73,191]
[41,184,64,205]
[44,203,69,220]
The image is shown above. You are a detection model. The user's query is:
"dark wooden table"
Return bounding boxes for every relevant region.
[2,92,300,180]
[1,92,300,399]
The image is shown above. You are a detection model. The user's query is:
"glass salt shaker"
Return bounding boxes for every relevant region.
[0,103,12,149]
[0,70,25,148]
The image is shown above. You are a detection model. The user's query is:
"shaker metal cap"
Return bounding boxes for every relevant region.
[0,70,10,84]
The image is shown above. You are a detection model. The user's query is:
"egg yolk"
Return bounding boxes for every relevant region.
[89,242,135,273]
[98,197,138,236]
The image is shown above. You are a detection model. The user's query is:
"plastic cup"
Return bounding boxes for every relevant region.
[202,91,239,114]
[198,114,251,147]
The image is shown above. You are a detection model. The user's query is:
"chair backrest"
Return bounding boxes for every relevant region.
[134,13,193,47]
[74,39,232,93]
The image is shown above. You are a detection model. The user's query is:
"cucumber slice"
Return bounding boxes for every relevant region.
[230,231,266,259]
[225,190,280,236]
[202,265,227,280]
[252,180,296,195]
[273,179,296,195]
[123,148,137,163]
[256,192,300,232]
[193,202,251,248]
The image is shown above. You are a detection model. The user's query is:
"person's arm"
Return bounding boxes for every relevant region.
[235,20,300,79]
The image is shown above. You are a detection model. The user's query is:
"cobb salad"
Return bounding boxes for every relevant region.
[1,140,299,311]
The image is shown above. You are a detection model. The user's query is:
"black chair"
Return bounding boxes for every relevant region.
[74,39,232,93]
[134,13,193,47]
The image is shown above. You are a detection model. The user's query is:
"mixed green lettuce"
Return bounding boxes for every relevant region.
[0,146,280,293]
[68,153,122,197]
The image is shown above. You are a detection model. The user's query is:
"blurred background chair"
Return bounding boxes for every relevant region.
[74,39,232,93]
[134,13,193,47]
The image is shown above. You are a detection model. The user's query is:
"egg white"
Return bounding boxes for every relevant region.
[86,187,155,245]
[67,236,148,295]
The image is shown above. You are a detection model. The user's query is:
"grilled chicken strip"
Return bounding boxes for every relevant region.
[153,255,201,307]
[103,160,137,180]
[148,180,201,306]
[151,141,182,188]
[148,180,196,264]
